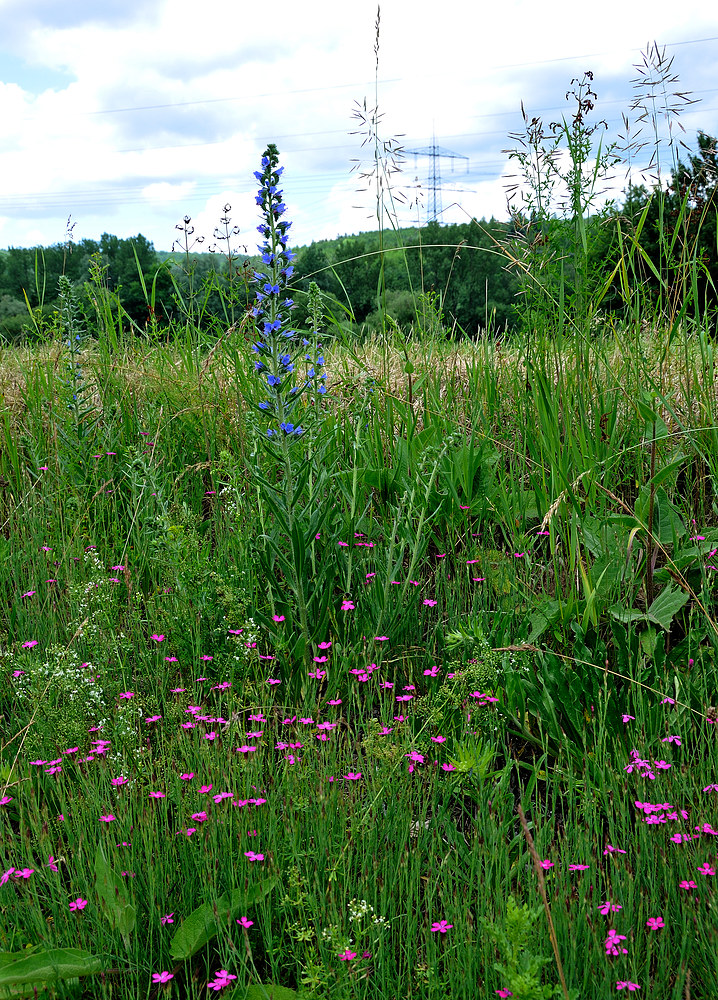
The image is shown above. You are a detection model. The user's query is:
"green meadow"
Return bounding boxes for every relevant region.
[1,44,718,1000]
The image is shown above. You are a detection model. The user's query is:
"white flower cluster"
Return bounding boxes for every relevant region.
[67,549,130,654]
[13,645,104,717]
[348,898,373,922]
[219,485,240,524]
[106,704,147,773]
[348,898,389,929]
[229,617,261,662]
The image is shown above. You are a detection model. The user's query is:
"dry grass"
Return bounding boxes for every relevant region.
[1,325,715,457]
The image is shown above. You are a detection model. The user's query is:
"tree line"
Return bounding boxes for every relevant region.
[1,130,715,342]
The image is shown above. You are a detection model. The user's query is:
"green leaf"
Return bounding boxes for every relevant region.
[244,985,299,1000]
[637,398,670,442]
[170,877,278,961]
[0,949,105,988]
[646,585,690,631]
[608,604,646,625]
[634,485,686,547]
[94,844,135,949]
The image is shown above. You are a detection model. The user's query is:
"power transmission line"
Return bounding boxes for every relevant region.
[405,134,470,223]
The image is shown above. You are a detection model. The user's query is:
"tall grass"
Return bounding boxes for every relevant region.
[1,38,718,1000]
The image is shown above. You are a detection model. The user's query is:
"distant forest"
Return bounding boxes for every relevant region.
[0,132,716,341]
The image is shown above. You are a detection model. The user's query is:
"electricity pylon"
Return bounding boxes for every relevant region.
[405,133,469,224]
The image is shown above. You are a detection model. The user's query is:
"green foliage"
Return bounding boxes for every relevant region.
[169,878,278,961]
[0,948,105,996]
[444,622,501,689]
[483,897,576,1000]
[94,844,135,952]
[10,644,106,759]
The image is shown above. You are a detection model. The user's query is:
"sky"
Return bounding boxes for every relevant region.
[0,0,716,253]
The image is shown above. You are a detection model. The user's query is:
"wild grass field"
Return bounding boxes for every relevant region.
[1,39,718,1000]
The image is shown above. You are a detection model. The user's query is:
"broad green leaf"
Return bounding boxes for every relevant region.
[637,399,670,442]
[608,604,646,624]
[94,843,136,948]
[646,585,690,631]
[244,985,299,1000]
[649,453,688,488]
[634,485,686,547]
[170,877,277,961]
[0,949,104,987]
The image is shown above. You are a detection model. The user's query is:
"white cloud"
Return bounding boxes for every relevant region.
[0,0,715,249]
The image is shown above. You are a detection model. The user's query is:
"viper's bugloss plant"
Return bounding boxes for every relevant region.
[252,143,321,441]
[248,145,339,677]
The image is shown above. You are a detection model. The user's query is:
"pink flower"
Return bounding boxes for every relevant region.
[679,880,697,890]
[161,913,174,924]
[698,863,715,875]
[69,897,88,911]
[430,919,453,933]
[605,929,628,956]
[646,916,664,930]
[100,814,116,823]
[207,970,237,991]
[21,640,38,648]
[152,971,174,984]
[496,992,513,998]
[338,950,357,961]
[244,851,264,861]
[236,916,254,928]
[599,901,623,915]
[151,634,165,642]
[423,599,437,606]
[539,859,554,870]
[119,691,134,699]
[341,600,355,611]
[616,983,640,992]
